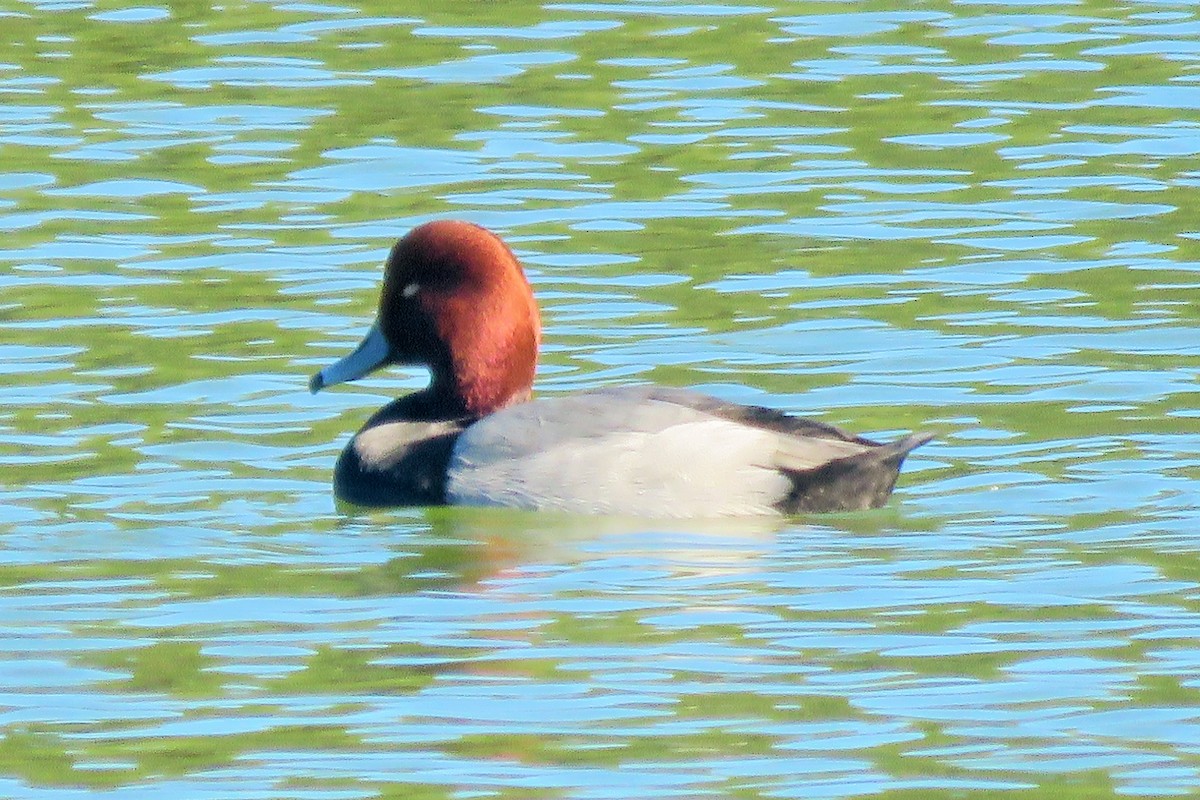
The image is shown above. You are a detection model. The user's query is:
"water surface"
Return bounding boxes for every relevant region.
[2,1,1199,798]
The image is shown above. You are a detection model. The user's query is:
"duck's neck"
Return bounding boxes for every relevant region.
[431,367,532,419]
[365,370,528,428]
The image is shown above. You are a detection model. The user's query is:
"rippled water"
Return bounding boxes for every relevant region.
[2,1,1199,797]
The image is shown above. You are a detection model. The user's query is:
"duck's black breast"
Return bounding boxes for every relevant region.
[332,395,471,507]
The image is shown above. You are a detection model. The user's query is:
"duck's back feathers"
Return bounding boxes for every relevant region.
[444,386,929,517]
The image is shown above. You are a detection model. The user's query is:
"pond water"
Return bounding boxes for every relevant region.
[2,1,1199,797]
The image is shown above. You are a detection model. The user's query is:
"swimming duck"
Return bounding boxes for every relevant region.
[310,220,931,516]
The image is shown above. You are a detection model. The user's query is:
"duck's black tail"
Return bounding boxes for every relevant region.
[779,432,934,513]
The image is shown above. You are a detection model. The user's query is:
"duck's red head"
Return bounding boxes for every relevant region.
[310,220,541,416]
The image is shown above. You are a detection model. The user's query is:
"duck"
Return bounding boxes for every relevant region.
[309,220,932,517]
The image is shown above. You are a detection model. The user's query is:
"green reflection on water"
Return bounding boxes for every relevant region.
[86,640,224,697]
[3,0,1200,798]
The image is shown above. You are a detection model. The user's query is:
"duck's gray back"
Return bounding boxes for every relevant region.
[445,386,874,517]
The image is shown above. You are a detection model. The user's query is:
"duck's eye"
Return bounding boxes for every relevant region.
[401,282,420,299]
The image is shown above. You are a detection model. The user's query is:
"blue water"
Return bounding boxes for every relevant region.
[2,2,1199,797]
